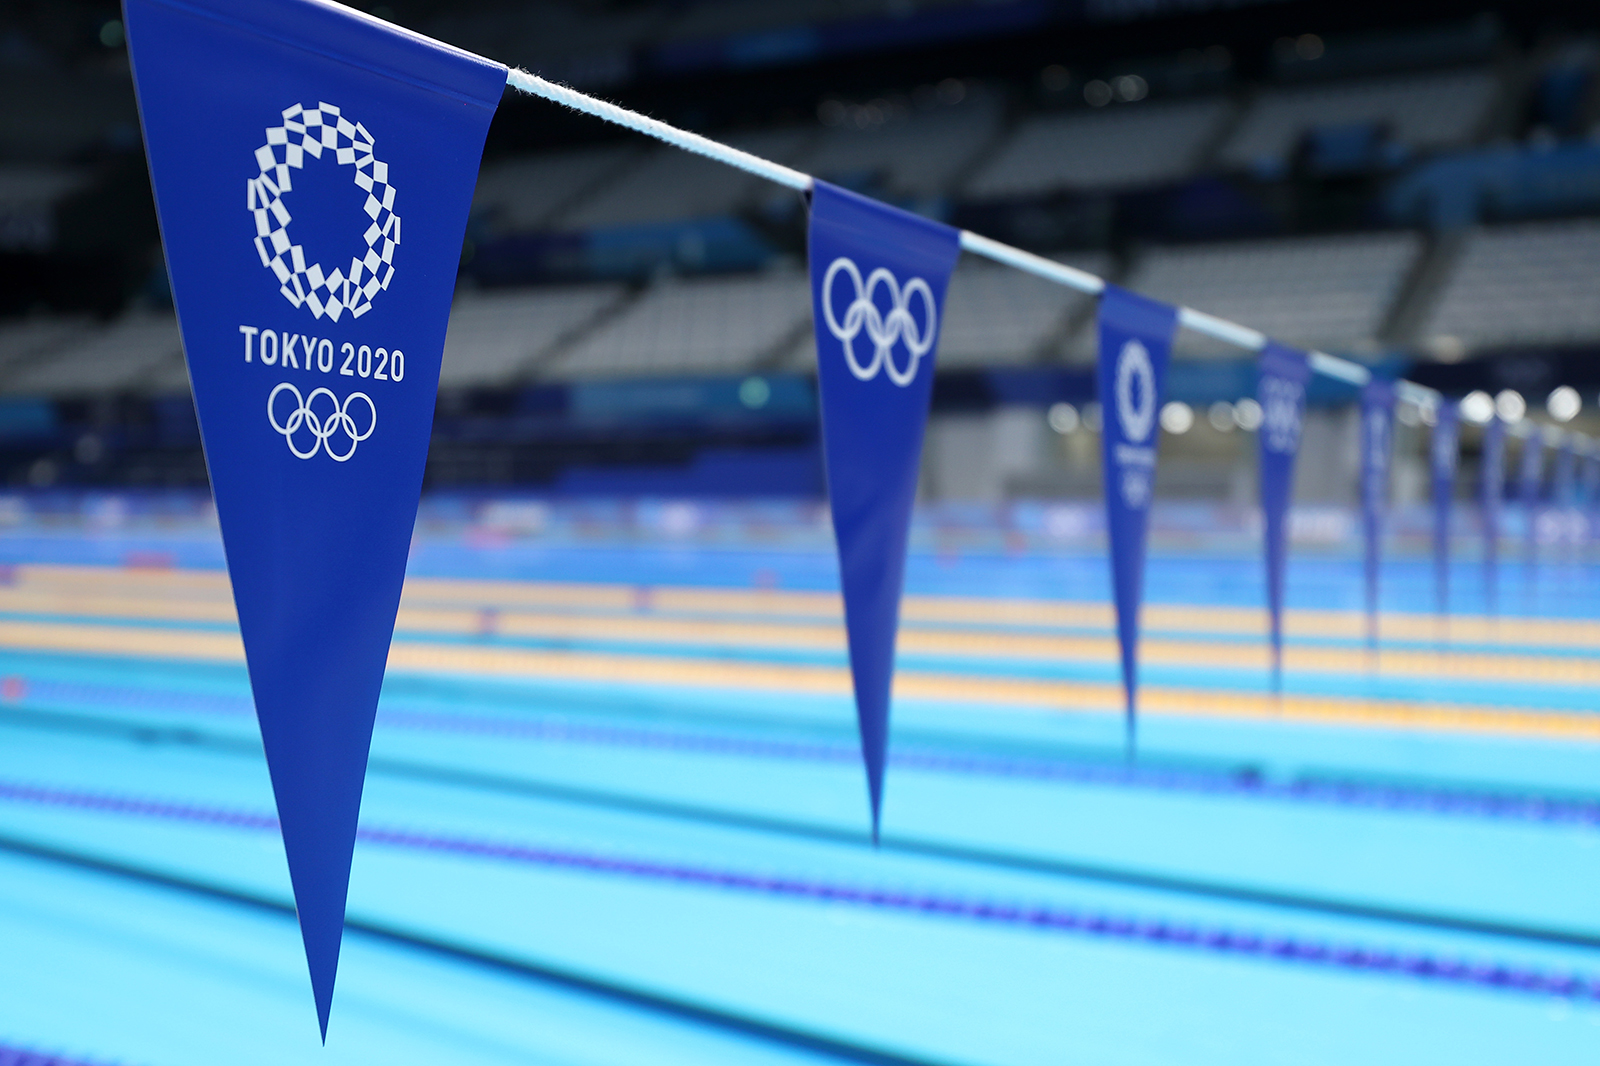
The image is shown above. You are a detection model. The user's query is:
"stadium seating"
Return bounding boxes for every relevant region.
[1,313,182,396]
[0,316,96,378]
[1218,68,1497,173]
[560,128,813,230]
[439,284,630,387]
[545,268,812,379]
[1421,219,1600,350]
[799,93,1000,198]
[656,0,906,43]
[0,166,89,251]
[964,99,1234,198]
[1117,232,1420,355]
[471,144,642,232]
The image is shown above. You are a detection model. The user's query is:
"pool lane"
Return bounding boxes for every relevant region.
[7,559,1600,1064]
[8,640,1600,935]
[0,850,851,1066]
[4,722,1600,1066]
[4,611,1600,744]
[11,678,1600,951]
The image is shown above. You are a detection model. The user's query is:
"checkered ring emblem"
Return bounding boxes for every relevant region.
[247,102,399,321]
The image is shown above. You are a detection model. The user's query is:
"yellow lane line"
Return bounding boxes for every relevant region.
[0,617,1596,743]
[0,619,244,662]
[0,591,1596,686]
[11,563,1600,649]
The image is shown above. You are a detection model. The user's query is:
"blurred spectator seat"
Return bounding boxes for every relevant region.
[561,128,812,230]
[471,144,640,233]
[3,313,181,396]
[965,99,1233,198]
[0,166,88,252]
[1118,232,1420,356]
[1422,219,1600,350]
[440,284,629,387]
[798,93,1000,198]
[546,268,810,378]
[1219,69,1496,174]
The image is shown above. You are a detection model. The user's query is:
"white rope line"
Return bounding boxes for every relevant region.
[507,69,811,192]
[505,69,1590,450]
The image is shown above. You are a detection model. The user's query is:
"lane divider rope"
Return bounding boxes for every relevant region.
[2,778,1596,1002]
[6,676,1597,827]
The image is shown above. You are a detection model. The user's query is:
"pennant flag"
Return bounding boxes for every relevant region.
[1553,436,1576,558]
[808,180,959,838]
[1097,285,1178,755]
[1430,402,1460,619]
[125,0,505,1038]
[1554,435,1576,506]
[1582,451,1600,550]
[1518,430,1545,571]
[1359,380,1395,651]
[1480,415,1505,617]
[1256,342,1310,692]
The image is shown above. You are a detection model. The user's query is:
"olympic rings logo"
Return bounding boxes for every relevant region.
[821,257,937,387]
[267,382,376,462]
[1115,339,1156,444]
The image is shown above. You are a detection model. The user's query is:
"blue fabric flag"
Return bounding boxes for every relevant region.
[1256,343,1310,692]
[125,0,505,1038]
[1096,285,1178,754]
[1583,452,1600,548]
[1553,436,1576,506]
[1553,437,1577,555]
[1359,380,1395,651]
[1430,402,1460,618]
[1480,416,1505,617]
[1518,430,1545,570]
[808,180,959,838]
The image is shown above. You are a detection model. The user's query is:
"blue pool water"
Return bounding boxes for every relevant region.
[3,511,1599,1065]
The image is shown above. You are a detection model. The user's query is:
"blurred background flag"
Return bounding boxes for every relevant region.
[1519,428,1545,572]
[1583,450,1600,538]
[807,180,959,838]
[1430,400,1459,620]
[1481,415,1505,617]
[1360,379,1395,651]
[1096,285,1177,754]
[1554,435,1576,506]
[123,0,506,1038]
[1256,342,1310,693]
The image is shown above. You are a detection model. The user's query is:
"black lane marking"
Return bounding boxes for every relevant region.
[5,705,1600,953]
[0,832,966,1066]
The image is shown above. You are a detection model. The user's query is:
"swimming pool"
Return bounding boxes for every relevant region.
[3,509,1598,1065]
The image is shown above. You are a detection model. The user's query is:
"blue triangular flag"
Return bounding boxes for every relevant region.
[1518,429,1544,573]
[125,0,505,1038]
[1554,436,1576,506]
[1430,401,1459,619]
[1256,342,1310,692]
[1480,415,1505,618]
[1359,379,1395,652]
[1096,285,1177,756]
[808,181,959,839]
